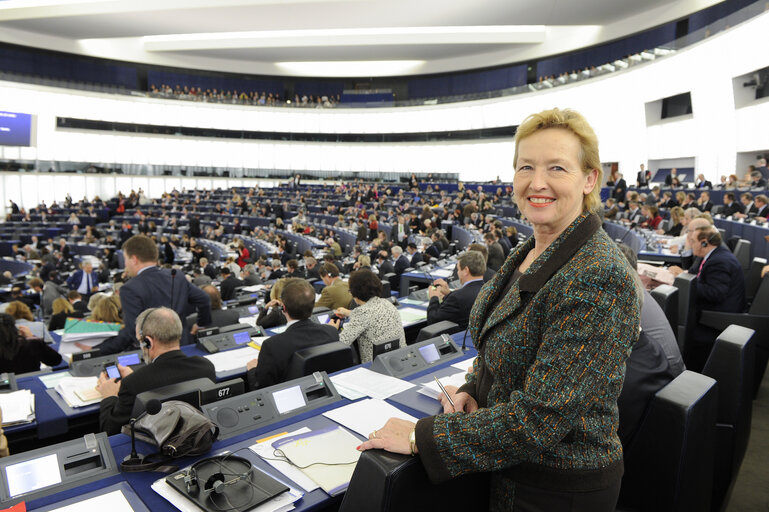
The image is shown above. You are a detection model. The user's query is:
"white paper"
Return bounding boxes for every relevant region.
[54,376,102,407]
[270,325,289,334]
[323,398,418,438]
[250,336,269,348]
[46,489,135,512]
[204,346,260,373]
[329,367,414,400]
[431,268,453,278]
[152,473,301,512]
[250,428,319,493]
[39,371,73,389]
[241,285,266,293]
[0,389,35,425]
[331,383,367,401]
[416,372,469,400]
[451,357,476,371]
[398,307,427,325]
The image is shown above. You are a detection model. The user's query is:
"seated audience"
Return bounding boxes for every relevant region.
[256,278,294,329]
[66,261,100,301]
[0,313,61,374]
[48,297,75,331]
[721,192,744,217]
[639,205,662,230]
[331,269,406,363]
[391,245,410,274]
[245,280,338,389]
[201,285,239,328]
[426,251,486,331]
[315,263,352,310]
[219,266,243,301]
[97,307,215,435]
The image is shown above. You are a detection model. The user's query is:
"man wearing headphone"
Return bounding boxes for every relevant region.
[96,307,215,435]
[684,221,746,371]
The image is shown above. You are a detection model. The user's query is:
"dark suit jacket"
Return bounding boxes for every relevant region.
[698,200,713,212]
[247,320,339,390]
[220,275,244,301]
[409,251,423,267]
[71,300,88,316]
[486,242,505,271]
[426,280,484,331]
[94,267,211,354]
[753,204,769,218]
[696,180,713,189]
[306,267,321,281]
[722,202,744,217]
[66,269,98,293]
[204,264,218,280]
[693,246,745,317]
[612,179,627,202]
[98,350,215,435]
[378,260,395,276]
[394,255,410,274]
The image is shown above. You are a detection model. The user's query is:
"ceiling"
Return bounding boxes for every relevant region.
[0,0,724,77]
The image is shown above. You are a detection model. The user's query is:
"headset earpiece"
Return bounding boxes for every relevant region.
[701,241,708,248]
[138,308,156,350]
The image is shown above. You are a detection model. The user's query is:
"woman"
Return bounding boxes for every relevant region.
[4,302,33,323]
[639,205,662,229]
[657,206,684,236]
[361,109,641,511]
[0,313,62,374]
[235,241,250,268]
[48,297,75,331]
[91,296,122,324]
[330,269,405,363]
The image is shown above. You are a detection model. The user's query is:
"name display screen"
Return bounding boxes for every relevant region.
[5,453,61,498]
[0,111,32,146]
[233,331,250,345]
[316,314,330,324]
[248,306,259,315]
[272,385,306,415]
[418,344,441,364]
[117,353,141,366]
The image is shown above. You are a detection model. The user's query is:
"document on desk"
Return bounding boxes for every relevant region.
[451,357,476,371]
[44,489,135,512]
[417,372,469,400]
[398,307,427,325]
[204,346,260,373]
[38,371,73,389]
[54,376,102,407]
[329,367,414,400]
[431,268,453,278]
[250,428,319,493]
[241,284,266,293]
[271,425,361,496]
[323,398,418,438]
[0,390,35,426]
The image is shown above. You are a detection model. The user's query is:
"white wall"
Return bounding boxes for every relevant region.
[1,12,768,194]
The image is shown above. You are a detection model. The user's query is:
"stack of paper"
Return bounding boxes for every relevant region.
[55,377,102,407]
[323,399,418,438]
[398,307,427,325]
[204,346,260,373]
[60,318,122,343]
[39,371,73,389]
[329,367,414,400]
[0,389,35,426]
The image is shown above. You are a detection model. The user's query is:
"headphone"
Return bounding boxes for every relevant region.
[138,308,158,350]
[183,454,254,496]
[700,232,719,248]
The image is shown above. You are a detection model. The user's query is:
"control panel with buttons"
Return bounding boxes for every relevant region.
[370,334,463,378]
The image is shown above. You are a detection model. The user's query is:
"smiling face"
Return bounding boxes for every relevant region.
[514,128,597,238]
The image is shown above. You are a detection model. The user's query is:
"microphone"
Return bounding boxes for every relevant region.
[122,399,162,467]
[169,268,177,310]
[146,399,163,415]
[616,221,637,247]
[461,328,469,352]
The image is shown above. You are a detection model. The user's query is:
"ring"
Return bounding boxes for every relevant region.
[370,430,378,439]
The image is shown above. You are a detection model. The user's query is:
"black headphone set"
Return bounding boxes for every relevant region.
[183,454,254,496]
[138,308,157,350]
[700,232,719,248]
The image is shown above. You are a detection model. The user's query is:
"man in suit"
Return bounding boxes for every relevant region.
[391,215,410,247]
[621,201,644,225]
[89,235,211,355]
[219,266,243,301]
[304,257,321,281]
[425,232,443,259]
[118,222,133,246]
[644,186,661,206]
[191,269,212,287]
[315,263,352,310]
[96,307,216,435]
[67,290,88,317]
[734,192,757,220]
[664,168,678,186]
[426,251,485,331]
[392,246,410,275]
[671,222,745,371]
[484,232,505,271]
[241,264,262,286]
[376,251,395,276]
[611,173,627,204]
[721,192,744,217]
[695,173,713,189]
[636,164,648,188]
[752,194,769,221]
[246,280,339,389]
[749,170,768,188]
[696,191,714,212]
[188,215,201,238]
[406,243,423,268]
[66,261,100,301]
[199,257,218,281]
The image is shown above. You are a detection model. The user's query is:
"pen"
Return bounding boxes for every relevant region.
[434,376,455,411]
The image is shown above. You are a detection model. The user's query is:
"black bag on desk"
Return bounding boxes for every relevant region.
[120,400,219,472]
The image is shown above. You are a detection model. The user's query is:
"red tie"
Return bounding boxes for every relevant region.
[697,259,705,277]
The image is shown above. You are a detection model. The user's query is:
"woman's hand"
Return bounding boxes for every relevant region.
[448,391,479,414]
[16,325,34,339]
[358,418,416,455]
[334,307,351,318]
[265,299,282,309]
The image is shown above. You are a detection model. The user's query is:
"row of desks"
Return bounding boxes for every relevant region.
[19,331,477,511]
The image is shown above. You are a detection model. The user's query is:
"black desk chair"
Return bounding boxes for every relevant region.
[700,274,769,398]
[339,450,488,512]
[650,284,678,336]
[285,342,355,381]
[617,371,718,512]
[731,238,751,273]
[416,320,460,342]
[673,272,698,356]
[744,257,766,304]
[702,325,755,512]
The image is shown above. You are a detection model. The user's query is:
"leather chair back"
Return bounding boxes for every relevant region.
[650,284,678,336]
[285,342,354,380]
[416,320,460,342]
[702,325,755,511]
[339,450,488,512]
[744,257,766,304]
[673,272,697,354]
[618,371,718,512]
[731,238,751,272]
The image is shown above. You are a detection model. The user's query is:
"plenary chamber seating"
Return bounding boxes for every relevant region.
[285,342,355,381]
[650,284,678,335]
[415,320,460,342]
[702,325,755,512]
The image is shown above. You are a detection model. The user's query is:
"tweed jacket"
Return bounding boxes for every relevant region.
[415,213,641,509]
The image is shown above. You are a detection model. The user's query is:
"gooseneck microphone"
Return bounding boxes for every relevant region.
[146,399,163,416]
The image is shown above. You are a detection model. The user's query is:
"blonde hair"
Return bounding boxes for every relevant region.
[91,296,122,324]
[87,292,107,311]
[513,108,602,213]
[52,297,74,315]
[5,301,33,321]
